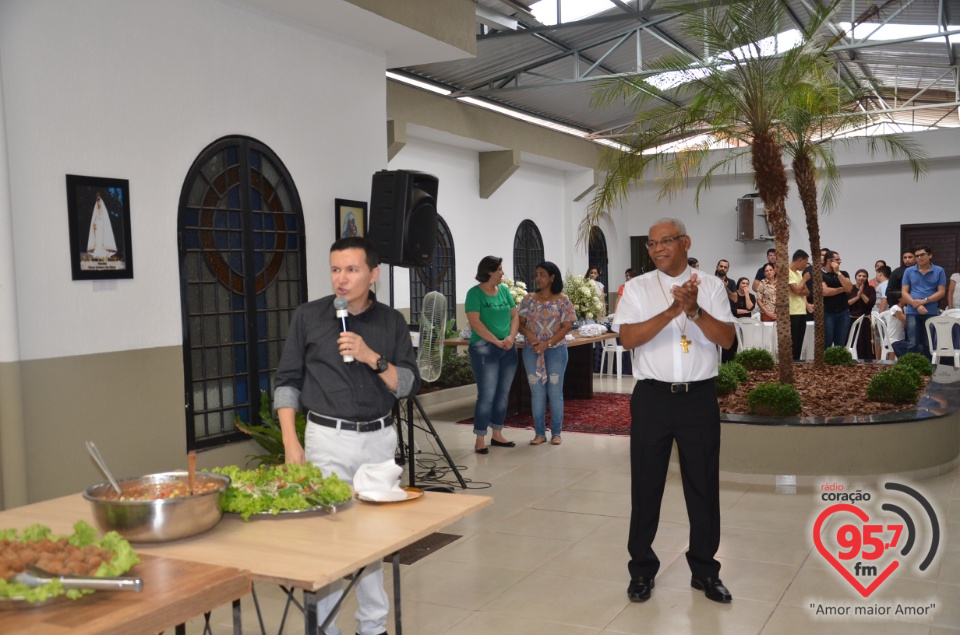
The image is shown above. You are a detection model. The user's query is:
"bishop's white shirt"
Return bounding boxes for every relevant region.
[614,267,735,383]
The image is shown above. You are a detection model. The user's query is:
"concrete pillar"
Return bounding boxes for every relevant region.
[0,53,28,509]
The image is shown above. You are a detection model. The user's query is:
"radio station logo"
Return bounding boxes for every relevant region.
[813,481,940,599]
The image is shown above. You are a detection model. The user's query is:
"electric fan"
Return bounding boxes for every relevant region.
[417,291,447,382]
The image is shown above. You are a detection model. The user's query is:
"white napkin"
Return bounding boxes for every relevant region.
[353,460,407,502]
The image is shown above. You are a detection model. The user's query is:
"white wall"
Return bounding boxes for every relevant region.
[0,0,387,361]
[386,136,624,308]
[619,128,960,280]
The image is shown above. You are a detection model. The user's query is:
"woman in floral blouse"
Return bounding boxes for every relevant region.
[518,262,576,445]
[755,263,777,322]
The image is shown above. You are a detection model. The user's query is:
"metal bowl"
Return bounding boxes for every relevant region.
[83,471,230,543]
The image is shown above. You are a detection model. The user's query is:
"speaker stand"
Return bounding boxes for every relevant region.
[394,396,466,489]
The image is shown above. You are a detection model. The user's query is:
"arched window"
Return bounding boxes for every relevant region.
[513,219,544,287]
[409,215,455,327]
[588,226,609,305]
[178,136,306,450]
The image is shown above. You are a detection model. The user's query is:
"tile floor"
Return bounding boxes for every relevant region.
[188,375,960,634]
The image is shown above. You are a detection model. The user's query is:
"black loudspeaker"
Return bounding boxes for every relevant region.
[368,170,439,267]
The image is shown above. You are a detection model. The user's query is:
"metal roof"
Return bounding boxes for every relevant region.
[394,0,960,140]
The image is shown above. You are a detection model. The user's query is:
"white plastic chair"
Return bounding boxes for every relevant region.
[873,312,894,360]
[737,317,766,351]
[800,321,815,361]
[732,320,744,351]
[600,337,623,378]
[737,317,776,358]
[925,315,960,366]
[846,315,866,360]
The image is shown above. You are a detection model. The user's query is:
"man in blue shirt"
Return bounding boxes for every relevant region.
[901,244,947,359]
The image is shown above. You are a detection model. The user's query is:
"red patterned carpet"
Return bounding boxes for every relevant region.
[458,393,632,436]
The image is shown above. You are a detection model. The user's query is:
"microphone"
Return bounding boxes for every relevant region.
[333,296,353,363]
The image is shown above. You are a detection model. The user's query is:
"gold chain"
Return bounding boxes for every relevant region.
[656,271,692,353]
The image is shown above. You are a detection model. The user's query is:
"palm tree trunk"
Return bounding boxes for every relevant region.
[752,133,793,385]
[792,154,826,367]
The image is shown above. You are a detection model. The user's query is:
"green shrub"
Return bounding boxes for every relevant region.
[866,366,923,404]
[895,352,932,376]
[722,360,748,383]
[735,347,775,371]
[715,364,740,396]
[233,391,306,467]
[747,382,802,416]
[824,346,854,366]
[426,353,475,389]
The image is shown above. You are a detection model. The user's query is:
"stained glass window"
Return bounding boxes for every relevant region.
[409,215,455,327]
[513,219,544,287]
[179,137,306,450]
[588,226,609,311]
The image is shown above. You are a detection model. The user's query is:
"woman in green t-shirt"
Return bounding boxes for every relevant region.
[465,256,519,454]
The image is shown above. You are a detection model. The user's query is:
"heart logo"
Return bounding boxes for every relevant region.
[813,503,900,598]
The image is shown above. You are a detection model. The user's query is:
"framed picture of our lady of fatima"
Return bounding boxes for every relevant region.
[66,174,134,280]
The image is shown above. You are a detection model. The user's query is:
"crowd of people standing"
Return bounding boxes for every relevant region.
[698,244,957,361]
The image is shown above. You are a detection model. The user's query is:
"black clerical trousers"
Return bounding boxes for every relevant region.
[627,379,721,581]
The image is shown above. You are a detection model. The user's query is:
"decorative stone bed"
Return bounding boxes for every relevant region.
[714,364,960,476]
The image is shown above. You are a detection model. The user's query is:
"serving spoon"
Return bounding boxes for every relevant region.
[85,440,122,496]
[14,565,142,592]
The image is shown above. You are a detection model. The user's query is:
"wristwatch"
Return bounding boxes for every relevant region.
[688,307,703,322]
[375,356,389,374]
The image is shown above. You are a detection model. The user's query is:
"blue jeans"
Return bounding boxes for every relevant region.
[522,345,569,438]
[823,310,850,349]
[905,313,933,358]
[468,341,518,435]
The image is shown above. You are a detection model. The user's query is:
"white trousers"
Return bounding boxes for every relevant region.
[304,421,397,635]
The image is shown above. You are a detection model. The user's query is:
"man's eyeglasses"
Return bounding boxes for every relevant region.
[645,235,686,249]
[915,252,929,258]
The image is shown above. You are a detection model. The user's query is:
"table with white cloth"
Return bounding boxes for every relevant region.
[737,318,814,361]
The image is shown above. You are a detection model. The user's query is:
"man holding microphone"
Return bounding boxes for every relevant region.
[274,236,420,635]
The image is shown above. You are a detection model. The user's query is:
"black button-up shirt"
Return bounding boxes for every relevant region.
[273,293,420,420]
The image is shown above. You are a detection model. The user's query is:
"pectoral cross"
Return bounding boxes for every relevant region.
[680,334,691,353]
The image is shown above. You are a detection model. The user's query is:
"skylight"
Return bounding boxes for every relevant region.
[840,22,960,44]
[530,0,615,26]
[645,29,802,91]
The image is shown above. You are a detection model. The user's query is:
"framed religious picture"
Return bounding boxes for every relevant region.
[66,174,134,280]
[335,198,366,239]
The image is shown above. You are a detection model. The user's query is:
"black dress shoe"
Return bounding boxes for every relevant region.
[490,439,516,447]
[627,576,654,602]
[691,577,732,603]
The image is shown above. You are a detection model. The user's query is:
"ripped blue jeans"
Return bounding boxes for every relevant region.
[522,344,569,438]
[468,340,518,435]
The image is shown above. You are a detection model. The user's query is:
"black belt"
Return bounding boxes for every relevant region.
[308,411,393,432]
[643,378,714,393]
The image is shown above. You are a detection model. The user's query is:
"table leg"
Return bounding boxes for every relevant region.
[315,567,366,634]
[233,598,242,635]
[304,590,318,634]
[392,552,402,635]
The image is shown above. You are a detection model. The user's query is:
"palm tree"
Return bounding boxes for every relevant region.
[779,81,927,366]
[582,0,844,384]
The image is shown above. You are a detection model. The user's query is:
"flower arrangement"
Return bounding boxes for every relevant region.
[501,275,528,305]
[563,272,605,320]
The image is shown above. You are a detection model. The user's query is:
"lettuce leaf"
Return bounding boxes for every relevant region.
[210,463,351,521]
